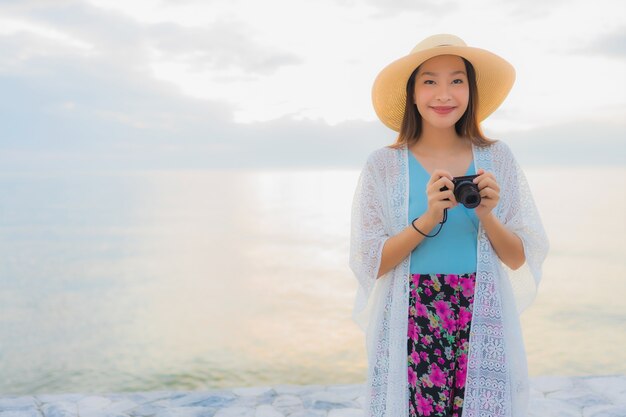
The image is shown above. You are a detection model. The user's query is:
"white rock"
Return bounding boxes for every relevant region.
[325,385,362,401]
[214,406,256,417]
[0,397,35,410]
[271,395,303,415]
[233,387,274,397]
[40,400,79,417]
[528,397,581,417]
[312,391,355,403]
[0,409,40,417]
[531,375,575,394]
[328,408,362,417]
[254,404,284,417]
[274,385,325,396]
[76,395,112,415]
[546,386,608,408]
[288,411,326,417]
[583,403,626,417]
[581,375,626,405]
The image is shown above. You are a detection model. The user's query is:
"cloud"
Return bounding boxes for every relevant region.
[146,20,302,75]
[571,27,626,58]
[0,0,302,75]
[333,0,458,19]
[0,0,623,173]
[485,120,626,166]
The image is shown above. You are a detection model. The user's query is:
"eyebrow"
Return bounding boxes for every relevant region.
[418,70,466,78]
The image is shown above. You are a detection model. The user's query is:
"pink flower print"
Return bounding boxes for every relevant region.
[410,351,421,364]
[429,363,447,387]
[450,294,459,304]
[442,315,457,334]
[444,273,459,288]
[420,351,429,361]
[433,300,452,320]
[437,357,445,365]
[408,318,419,341]
[412,274,420,287]
[435,403,444,413]
[408,366,417,387]
[458,306,472,329]
[457,352,468,370]
[455,366,467,389]
[460,277,475,298]
[434,348,441,356]
[425,288,432,296]
[415,302,428,318]
[416,393,434,415]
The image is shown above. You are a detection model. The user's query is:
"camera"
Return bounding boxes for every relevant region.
[440,174,481,209]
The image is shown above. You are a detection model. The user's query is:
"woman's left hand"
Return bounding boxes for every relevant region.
[472,168,500,220]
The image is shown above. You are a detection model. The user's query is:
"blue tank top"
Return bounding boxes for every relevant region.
[408,151,479,274]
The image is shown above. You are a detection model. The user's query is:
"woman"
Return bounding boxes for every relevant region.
[349,34,549,417]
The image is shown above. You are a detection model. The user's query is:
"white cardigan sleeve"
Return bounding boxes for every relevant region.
[349,151,391,331]
[494,141,550,315]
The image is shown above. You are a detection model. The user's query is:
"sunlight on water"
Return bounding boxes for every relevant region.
[0,166,624,395]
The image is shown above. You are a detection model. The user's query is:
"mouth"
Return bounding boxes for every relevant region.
[430,106,456,114]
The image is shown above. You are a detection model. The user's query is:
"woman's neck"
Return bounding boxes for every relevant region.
[412,124,466,155]
[412,133,469,156]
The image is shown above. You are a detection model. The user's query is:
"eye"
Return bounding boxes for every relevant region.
[452,79,464,84]
[424,80,435,85]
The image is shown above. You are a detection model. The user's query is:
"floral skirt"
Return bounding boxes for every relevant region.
[407,272,477,417]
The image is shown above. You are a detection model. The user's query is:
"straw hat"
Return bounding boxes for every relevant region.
[371,33,516,132]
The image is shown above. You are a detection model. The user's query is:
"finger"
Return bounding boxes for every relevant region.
[480,188,499,200]
[477,178,500,193]
[428,169,453,187]
[430,176,454,193]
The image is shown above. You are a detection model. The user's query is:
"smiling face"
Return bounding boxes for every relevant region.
[412,54,470,130]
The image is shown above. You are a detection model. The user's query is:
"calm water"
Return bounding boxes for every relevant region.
[0,166,624,396]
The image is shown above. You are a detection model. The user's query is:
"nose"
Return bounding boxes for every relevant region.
[435,84,452,102]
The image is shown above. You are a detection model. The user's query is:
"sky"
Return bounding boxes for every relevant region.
[0,0,624,171]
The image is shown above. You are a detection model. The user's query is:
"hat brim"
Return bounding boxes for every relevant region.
[372,46,516,132]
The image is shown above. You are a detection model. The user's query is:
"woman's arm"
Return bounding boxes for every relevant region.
[377,213,438,278]
[481,212,525,270]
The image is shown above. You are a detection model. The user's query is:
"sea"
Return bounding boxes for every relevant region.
[0,166,624,396]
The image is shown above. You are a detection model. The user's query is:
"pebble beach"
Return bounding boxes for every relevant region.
[0,375,624,417]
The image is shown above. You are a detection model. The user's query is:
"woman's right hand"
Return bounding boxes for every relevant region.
[424,169,458,224]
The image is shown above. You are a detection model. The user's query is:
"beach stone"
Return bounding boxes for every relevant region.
[0,410,40,417]
[528,396,581,417]
[287,411,326,417]
[271,395,302,415]
[328,409,362,417]
[532,375,575,394]
[39,400,78,417]
[214,406,255,417]
[254,404,284,417]
[580,375,626,405]
[274,385,325,396]
[583,404,626,417]
[0,376,622,416]
[545,386,608,408]
[232,387,273,397]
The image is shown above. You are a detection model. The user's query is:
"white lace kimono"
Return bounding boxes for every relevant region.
[349,140,549,417]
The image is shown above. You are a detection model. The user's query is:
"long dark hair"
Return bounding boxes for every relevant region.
[388,57,496,149]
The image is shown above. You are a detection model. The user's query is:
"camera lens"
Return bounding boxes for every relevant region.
[455,181,481,209]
